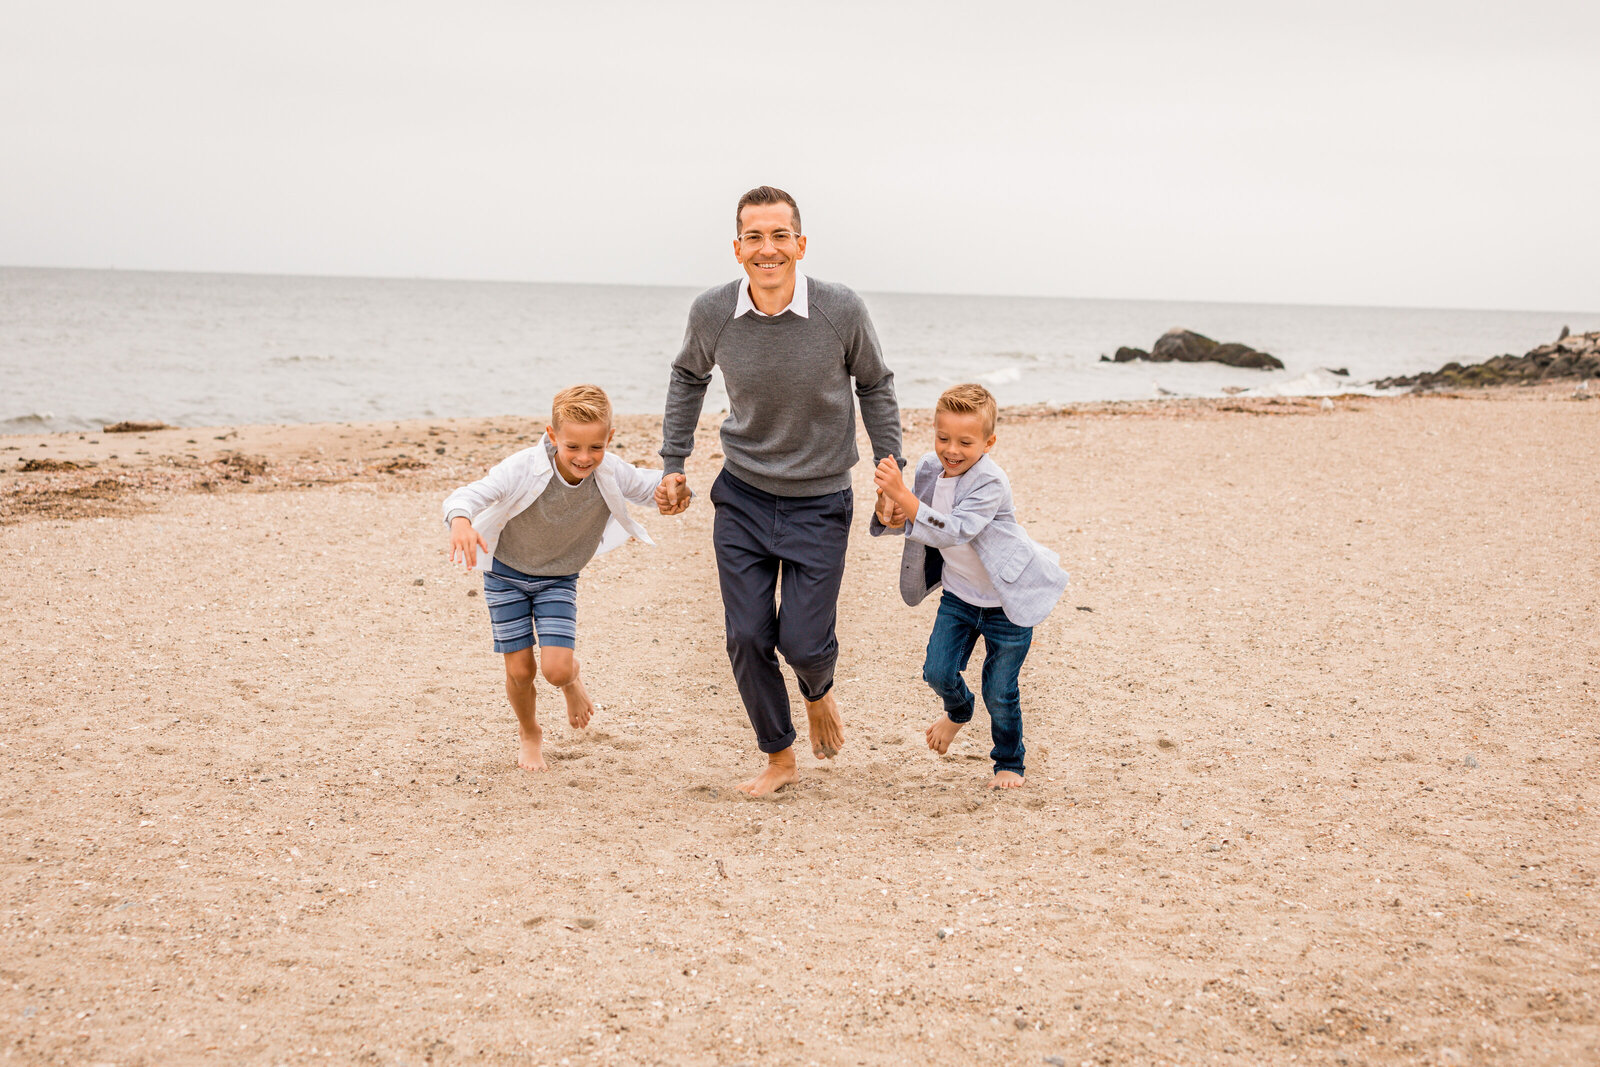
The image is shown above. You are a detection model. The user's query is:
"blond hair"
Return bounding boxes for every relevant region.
[551,384,612,429]
[936,383,998,436]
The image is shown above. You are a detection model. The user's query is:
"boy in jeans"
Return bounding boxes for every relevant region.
[872,384,1068,788]
[443,385,665,772]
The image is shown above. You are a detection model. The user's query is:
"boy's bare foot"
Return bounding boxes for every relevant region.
[518,724,549,773]
[562,674,594,729]
[736,748,798,797]
[925,715,964,754]
[804,692,843,759]
[990,770,1025,789]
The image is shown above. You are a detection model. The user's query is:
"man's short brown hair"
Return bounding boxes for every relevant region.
[735,185,801,233]
[551,384,612,430]
[936,383,998,437]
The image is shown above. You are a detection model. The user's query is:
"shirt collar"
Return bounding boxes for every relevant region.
[733,268,808,319]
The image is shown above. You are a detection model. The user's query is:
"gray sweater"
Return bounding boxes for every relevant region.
[660,277,903,497]
[492,457,610,577]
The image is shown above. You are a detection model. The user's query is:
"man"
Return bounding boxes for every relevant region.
[655,185,903,796]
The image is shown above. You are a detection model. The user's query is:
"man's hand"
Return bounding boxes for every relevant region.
[449,516,489,568]
[655,473,691,515]
[874,489,906,529]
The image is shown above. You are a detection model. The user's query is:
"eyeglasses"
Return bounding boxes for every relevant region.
[736,229,801,249]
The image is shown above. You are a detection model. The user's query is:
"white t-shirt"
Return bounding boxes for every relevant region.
[931,476,1002,608]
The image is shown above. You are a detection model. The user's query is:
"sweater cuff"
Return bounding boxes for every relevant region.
[661,456,687,479]
[445,509,472,527]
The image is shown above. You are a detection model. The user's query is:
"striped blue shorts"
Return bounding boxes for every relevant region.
[482,558,579,653]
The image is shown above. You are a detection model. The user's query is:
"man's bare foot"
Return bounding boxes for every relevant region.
[518,724,549,772]
[736,749,798,797]
[990,770,1025,789]
[926,715,964,754]
[562,674,594,729]
[804,692,844,760]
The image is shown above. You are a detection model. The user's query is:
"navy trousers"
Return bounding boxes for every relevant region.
[710,470,853,753]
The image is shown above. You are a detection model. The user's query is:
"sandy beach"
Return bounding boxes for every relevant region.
[1,390,1596,1065]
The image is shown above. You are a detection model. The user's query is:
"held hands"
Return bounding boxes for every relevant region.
[655,473,691,515]
[449,516,489,568]
[874,490,907,528]
[873,457,914,527]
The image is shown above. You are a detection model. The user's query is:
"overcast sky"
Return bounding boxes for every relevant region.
[3,0,1595,311]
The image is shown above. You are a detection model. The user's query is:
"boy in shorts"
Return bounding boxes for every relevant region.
[872,384,1069,788]
[443,384,665,772]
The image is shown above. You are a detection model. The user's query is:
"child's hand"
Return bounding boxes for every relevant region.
[450,516,489,568]
[655,473,691,515]
[873,457,918,525]
[873,456,908,502]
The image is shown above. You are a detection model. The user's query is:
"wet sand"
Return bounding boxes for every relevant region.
[1,390,1596,1065]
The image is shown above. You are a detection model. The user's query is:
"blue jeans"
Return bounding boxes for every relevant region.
[922,592,1033,775]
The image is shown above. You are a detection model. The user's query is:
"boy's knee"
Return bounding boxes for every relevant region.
[984,679,1020,700]
[540,659,576,688]
[923,658,959,693]
[504,659,536,688]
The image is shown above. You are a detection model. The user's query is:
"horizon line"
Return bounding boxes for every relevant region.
[3,262,1597,320]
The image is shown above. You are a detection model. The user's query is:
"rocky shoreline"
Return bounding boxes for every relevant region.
[1376,328,1598,391]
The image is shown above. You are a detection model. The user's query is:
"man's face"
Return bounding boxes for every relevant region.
[734,202,806,296]
[545,419,612,483]
[932,409,996,478]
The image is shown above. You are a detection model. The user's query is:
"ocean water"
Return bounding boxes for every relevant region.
[2,267,1591,434]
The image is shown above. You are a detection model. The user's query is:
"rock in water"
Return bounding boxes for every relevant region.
[1151,328,1220,363]
[1143,328,1284,368]
[1211,342,1285,369]
[1113,346,1149,363]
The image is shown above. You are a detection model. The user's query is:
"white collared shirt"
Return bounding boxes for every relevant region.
[733,268,809,319]
[441,433,662,571]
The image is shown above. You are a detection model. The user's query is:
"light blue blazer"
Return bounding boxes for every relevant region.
[870,453,1068,628]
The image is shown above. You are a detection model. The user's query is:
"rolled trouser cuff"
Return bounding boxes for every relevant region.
[797,675,835,703]
[757,728,797,754]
